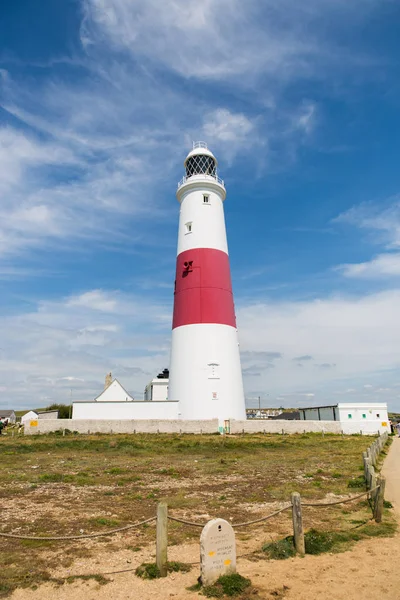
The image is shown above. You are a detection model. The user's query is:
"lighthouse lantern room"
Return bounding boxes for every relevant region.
[168,142,246,422]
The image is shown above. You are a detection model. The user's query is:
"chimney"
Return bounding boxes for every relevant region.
[105,372,112,390]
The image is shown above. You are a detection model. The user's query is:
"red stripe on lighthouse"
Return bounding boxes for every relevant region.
[172,248,236,329]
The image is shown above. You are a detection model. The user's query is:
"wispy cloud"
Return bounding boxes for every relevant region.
[81,0,383,83]
[338,253,400,279]
[335,197,400,249]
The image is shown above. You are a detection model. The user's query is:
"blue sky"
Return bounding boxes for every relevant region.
[1,0,400,411]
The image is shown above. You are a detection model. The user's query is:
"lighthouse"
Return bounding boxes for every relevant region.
[168,142,246,422]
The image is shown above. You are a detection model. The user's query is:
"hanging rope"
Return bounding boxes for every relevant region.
[0,517,156,541]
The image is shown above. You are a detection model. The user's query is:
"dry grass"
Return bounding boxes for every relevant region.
[0,432,376,596]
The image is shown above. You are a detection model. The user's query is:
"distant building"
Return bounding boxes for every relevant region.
[21,410,39,424]
[299,403,390,434]
[0,410,16,424]
[144,368,169,401]
[270,411,300,421]
[94,376,134,402]
[246,408,282,420]
[37,410,59,420]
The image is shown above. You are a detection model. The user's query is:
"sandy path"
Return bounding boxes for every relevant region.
[11,438,400,600]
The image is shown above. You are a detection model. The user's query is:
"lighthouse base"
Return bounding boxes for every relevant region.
[169,323,246,422]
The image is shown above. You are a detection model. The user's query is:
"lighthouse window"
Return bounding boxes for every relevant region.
[203,194,209,204]
[208,362,220,379]
[185,222,192,234]
[186,155,216,178]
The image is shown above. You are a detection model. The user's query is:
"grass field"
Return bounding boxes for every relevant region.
[0,432,388,596]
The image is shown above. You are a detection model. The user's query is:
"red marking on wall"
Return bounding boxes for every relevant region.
[172,248,236,329]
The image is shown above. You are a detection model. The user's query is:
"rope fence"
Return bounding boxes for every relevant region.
[0,516,156,541]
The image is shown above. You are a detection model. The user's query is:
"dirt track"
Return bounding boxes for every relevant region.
[11,438,400,600]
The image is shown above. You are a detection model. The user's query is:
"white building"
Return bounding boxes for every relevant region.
[168,142,246,423]
[0,410,16,424]
[20,410,59,423]
[21,410,39,424]
[144,379,168,402]
[72,373,178,420]
[299,403,390,434]
[94,378,134,402]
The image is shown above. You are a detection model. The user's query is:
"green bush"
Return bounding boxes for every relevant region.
[203,574,251,597]
[38,473,64,482]
[262,536,296,560]
[135,563,161,579]
[167,561,192,573]
[135,561,191,579]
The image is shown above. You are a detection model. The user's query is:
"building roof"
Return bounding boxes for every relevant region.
[271,411,300,420]
[299,405,338,411]
[94,378,133,402]
[0,410,15,417]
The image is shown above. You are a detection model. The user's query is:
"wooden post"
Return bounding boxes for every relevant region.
[369,466,377,500]
[374,476,386,523]
[291,492,305,555]
[156,502,168,577]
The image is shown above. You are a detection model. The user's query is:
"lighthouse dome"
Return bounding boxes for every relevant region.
[184,141,218,178]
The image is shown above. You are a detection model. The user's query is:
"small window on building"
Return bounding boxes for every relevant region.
[376,413,380,418]
[348,414,352,419]
[203,194,209,204]
[185,222,192,233]
[362,414,366,419]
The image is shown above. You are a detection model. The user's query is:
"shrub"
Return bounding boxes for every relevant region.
[167,561,192,573]
[38,473,64,483]
[135,563,161,580]
[262,537,296,560]
[135,561,191,579]
[202,574,251,597]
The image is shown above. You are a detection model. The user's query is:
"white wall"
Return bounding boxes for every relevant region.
[95,380,133,402]
[25,418,218,435]
[72,400,179,420]
[229,420,342,434]
[338,403,390,434]
[25,417,385,436]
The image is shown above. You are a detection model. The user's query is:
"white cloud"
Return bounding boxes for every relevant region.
[335,198,400,248]
[338,252,400,278]
[237,288,400,410]
[293,102,316,135]
[203,109,255,144]
[3,285,400,410]
[67,290,119,313]
[0,288,172,408]
[200,108,260,163]
[81,0,381,83]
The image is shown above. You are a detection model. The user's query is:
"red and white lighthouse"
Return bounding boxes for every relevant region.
[168,142,246,422]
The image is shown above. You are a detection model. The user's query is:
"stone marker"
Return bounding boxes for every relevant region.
[200,518,236,586]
